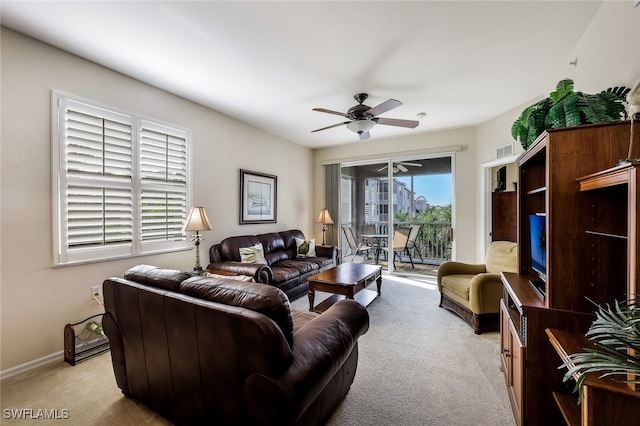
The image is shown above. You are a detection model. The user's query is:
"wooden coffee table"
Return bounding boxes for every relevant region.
[307,263,382,312]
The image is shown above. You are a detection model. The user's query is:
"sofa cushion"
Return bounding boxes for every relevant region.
[280,229,306,259]
[179,276,295,345]
[440,274,474,302]
[239,243,267,264]
[295,237,316,258]
[275,259,318,275]
[270,266,301,283]
[219,235,262,262]
[301,257,334,269]
[124,264,191,292]
[485,241,518,274]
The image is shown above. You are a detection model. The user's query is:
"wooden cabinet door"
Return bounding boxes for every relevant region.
[492,191,517,242]
[509,318,524,426]
[501,301,524,426]
[500,301,511,383]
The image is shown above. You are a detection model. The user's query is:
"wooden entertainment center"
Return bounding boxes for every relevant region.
[499,121,640,426]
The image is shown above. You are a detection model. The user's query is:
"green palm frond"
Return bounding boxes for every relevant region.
[513,79,630,150]
[599,90,629,120]
[550,79,574,104]
[578,93,617,124]
[560,299,640,403]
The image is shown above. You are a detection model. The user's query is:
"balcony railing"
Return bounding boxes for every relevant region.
[341,220,452,264]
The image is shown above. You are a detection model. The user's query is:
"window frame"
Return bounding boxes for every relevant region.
[52,91,193,266]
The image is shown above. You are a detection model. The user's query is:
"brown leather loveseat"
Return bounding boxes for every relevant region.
[103,264,369,426]
[208,229,338,300]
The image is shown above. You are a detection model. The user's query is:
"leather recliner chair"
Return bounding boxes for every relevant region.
[103,264,369,425]
[437,241,518,334]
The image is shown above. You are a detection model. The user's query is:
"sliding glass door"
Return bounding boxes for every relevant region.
[339,155,453,276]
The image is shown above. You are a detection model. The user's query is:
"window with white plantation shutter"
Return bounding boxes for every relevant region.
[140,121,188,245]
[53,92,192,266]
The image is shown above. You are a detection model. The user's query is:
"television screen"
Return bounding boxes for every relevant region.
[529,214,547,281]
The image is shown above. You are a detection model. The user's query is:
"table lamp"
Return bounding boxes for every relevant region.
[316,208,334,245]
[183,206,213,274]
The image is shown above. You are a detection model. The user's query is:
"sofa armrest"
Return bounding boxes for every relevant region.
[468,272,503,314]
[206,261,272,283]
[243,299,369,424]
[316,244,338,263]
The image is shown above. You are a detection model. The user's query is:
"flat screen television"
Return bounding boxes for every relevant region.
[529,213,547,297]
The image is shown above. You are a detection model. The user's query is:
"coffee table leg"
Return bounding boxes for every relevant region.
[308,288,315,312]
[376,274,382,296]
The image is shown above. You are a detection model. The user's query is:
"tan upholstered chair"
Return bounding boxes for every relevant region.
[437,241,518,334]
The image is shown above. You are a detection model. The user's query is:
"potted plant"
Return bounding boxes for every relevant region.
[561,299,640,402]
[512,79,630,149]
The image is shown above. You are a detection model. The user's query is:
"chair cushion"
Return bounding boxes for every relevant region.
[179,277,295,345]
[440,274,474,302]
[292,309,319,333]
[485,241,518,274]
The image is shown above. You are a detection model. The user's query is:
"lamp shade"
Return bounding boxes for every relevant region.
[346,119,376,134]
[316,208,334,225]
[183,207,213,232]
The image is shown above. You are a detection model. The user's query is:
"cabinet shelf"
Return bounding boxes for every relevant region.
[584,230,628,240]
[526,186,547,195]
[546,328,640,426]
[553,392,580,426]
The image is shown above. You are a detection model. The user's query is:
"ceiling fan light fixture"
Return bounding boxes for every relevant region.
[346,119,376,134]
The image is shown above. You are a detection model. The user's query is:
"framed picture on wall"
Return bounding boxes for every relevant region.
[240,169,277,224]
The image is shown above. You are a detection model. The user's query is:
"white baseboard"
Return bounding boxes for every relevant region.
[0,351,63,381]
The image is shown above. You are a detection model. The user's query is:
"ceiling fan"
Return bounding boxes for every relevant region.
[377,162,423,173]
[311,93,419,140]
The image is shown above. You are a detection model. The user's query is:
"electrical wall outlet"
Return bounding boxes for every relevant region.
[91,285,103,302]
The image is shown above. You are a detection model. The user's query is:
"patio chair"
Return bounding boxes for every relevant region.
[361,224,377,246]
[382,225,423,268]
[341,225,373,263]
[406,224,424,264]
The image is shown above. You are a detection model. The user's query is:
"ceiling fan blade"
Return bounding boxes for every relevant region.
[311,121,349,133]
[377,165,389,172]
[401,162,422,167]
[312,108,349,118]
[376,117,419,128]
[397,164,408,173]
[365,99,402,117]
[359,131,370,140]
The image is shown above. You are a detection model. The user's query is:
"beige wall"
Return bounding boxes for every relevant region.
[2,1,639,373]
[474,1,639,260]
[312,127,477,263]
[0,29,313,372]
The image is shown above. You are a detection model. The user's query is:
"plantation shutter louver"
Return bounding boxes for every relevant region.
[140,121,188,244]
[63,100,134,253]
[53,93,191,266]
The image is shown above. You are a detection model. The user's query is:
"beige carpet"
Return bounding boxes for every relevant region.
[1,274,514,425]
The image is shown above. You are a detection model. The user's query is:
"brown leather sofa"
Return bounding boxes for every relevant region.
[102,264,369,426]
[208,229,338,300]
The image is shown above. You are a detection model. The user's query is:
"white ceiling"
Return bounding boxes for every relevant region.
[1,1,604,148]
